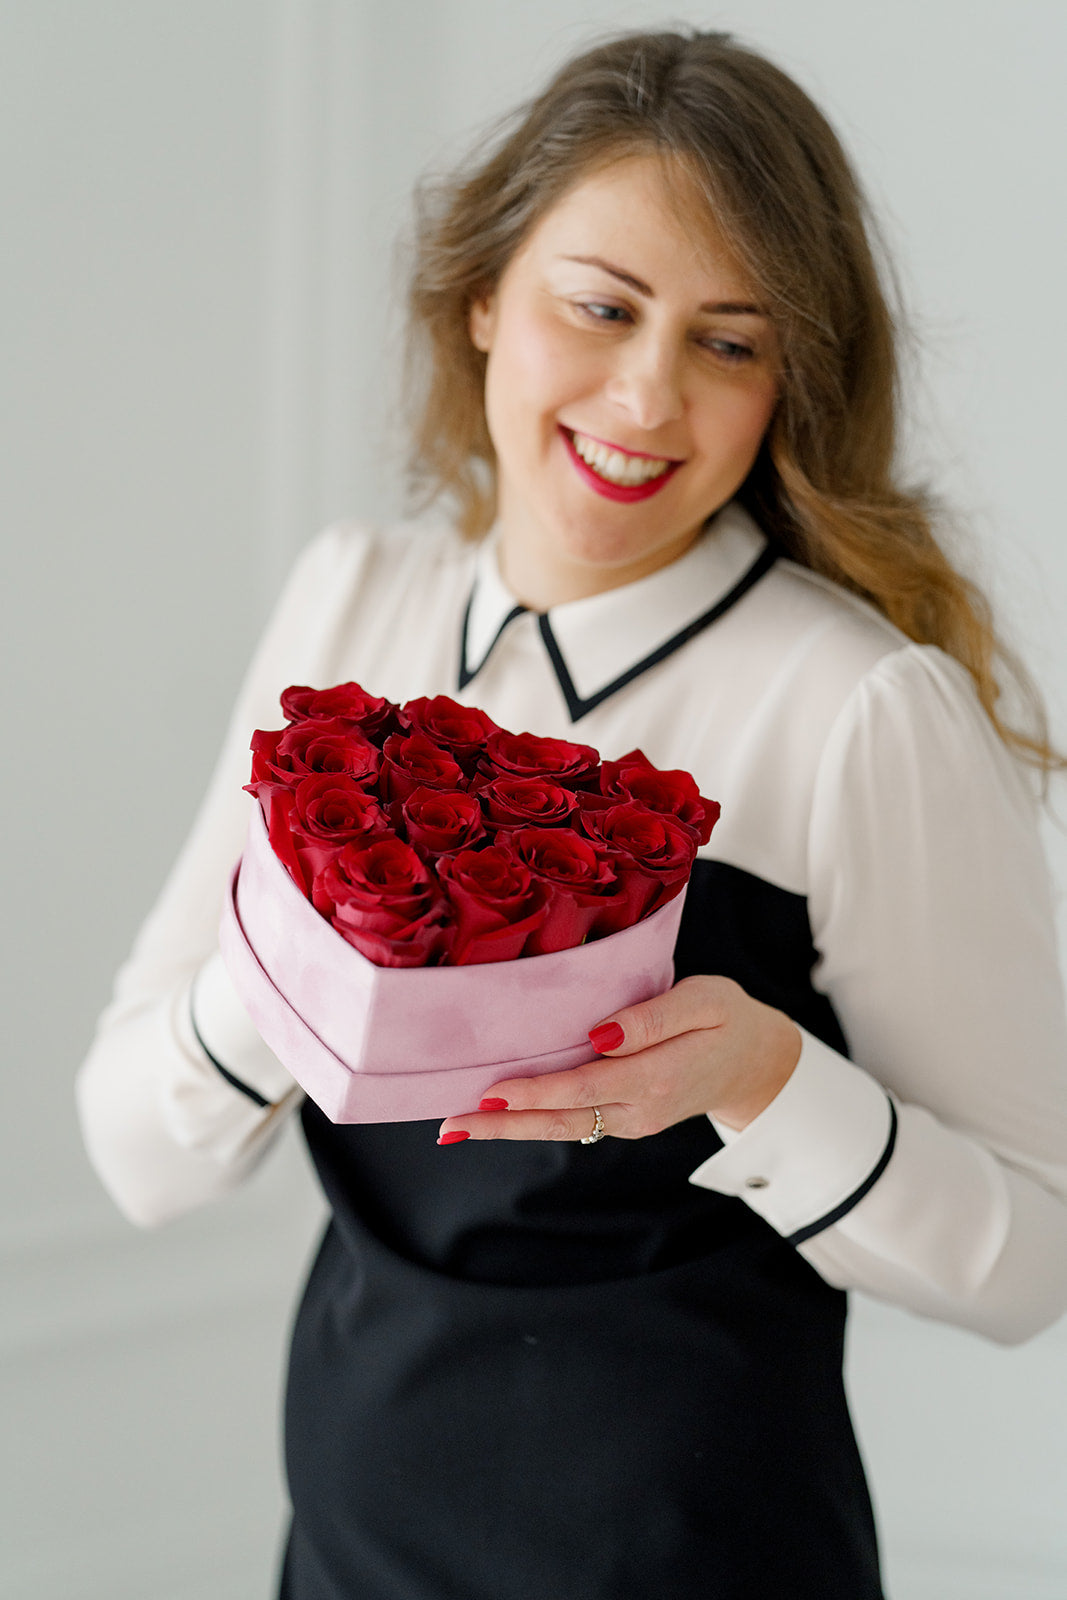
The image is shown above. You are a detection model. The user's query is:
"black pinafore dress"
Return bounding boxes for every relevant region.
[278,862,884,1599]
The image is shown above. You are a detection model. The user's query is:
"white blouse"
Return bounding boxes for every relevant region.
[75,504,1067,1345]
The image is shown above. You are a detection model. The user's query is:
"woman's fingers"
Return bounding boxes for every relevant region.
[480,1060,617,1115]
[434,975,802,1145]
[439,1102,628,1145]
[438,1032,714,1144]
[437,1059,624,1144]
[589,974,742,1056]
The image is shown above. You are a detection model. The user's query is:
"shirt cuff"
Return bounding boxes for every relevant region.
[688,1027,897,1243]
[189,949,297,1107]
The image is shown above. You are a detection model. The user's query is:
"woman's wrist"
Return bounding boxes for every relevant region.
[710,1008,802,1133]
[190,951,297,1105]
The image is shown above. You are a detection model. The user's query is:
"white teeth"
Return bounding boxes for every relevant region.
[571,431,672,486]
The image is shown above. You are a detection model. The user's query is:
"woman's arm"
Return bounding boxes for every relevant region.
[684,645,1067,1343]
[448,645,1067,1344]
[76,525,369,1226]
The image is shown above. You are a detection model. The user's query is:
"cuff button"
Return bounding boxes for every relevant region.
[744,1175,770,1189]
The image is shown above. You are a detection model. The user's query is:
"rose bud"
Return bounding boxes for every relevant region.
[246,722,378,831]
[473,773,579,831]
[288,773,389,885]
[437,845,549,965]
[272,720,381,784]
[480,729,600,790]
[580,801,698,934]
[313,835,452,967]
[380,732,468,804]
[280,681,400,743]
[599,747,720,845]
[510,827,621,954]
[400,694,501,771]
[245,723,381,833]
[260,774,388,901]
[397,786,487,857]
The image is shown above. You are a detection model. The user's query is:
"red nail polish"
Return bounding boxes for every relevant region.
[589,1021,624,1052]
[437,1130,470,1145]
[478,1097,509,1111]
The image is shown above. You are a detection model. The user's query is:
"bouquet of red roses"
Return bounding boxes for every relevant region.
[219,684,719,1122]
[244,683,718,968]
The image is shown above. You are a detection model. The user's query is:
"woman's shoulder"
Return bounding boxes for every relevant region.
[292,514,473,597]
[761,550,909,676]
[743,537,990,740]
[756,556,1011,777]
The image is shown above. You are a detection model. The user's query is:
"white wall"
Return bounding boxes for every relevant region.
[3,2,1065,1597]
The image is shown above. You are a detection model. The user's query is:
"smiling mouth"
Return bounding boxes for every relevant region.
[566,428,678,487]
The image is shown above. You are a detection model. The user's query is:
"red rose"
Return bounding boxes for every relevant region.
[256,776,389,897]
[280,681,400,743]
[275,720,380,781]
[285,774,388,887]
[480,729,600,790]
[580,801,697,933]
[256,787,307,894]
[599,747,720,845]
[510,827,620,954]
[436,845,549,964]
[474,773,579,831]
[247,721,380,811]
[244,727,294,825]
[248,726,288,785]
[400,695,501,770]
[397,786,486,856]
[380,732,468,804]
[313,836,452,967]
[246,722,379,838]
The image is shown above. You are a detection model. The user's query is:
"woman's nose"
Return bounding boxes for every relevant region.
[603,334,685,430]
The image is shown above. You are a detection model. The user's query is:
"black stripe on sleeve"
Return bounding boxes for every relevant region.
[189,1005,273,1109]
[786,1100,898,1247]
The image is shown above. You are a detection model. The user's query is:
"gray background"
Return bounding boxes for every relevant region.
[3,2,1065,1596]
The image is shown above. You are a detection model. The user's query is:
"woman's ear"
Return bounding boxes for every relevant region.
[469,288,496,353]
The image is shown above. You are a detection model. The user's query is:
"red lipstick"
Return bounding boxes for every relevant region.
[560,427,679,504]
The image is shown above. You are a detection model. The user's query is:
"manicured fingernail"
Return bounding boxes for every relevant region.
[589,1021,624,1052]
[437,1131,470,1145]
[478,1097,509,1111]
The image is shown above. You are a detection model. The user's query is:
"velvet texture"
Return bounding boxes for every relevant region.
[219,802,685,1123]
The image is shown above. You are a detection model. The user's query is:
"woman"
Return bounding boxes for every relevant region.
[77,29,1067,1600]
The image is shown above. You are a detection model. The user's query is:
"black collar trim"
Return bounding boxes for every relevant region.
[539,540,779,723]
[456,540,778,720]
[458,594,527,690]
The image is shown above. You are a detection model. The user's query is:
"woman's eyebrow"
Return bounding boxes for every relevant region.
[559,254,766,316]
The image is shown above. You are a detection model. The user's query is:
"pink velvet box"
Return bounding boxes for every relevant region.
[218,801,687,1123]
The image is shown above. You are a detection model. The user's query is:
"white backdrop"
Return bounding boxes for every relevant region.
[3,3,1065,1597]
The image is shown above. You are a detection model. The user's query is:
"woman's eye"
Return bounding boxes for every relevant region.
[577,301,631,324]
[702,337,754,363]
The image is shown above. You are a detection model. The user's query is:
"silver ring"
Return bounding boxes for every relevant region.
[579,1106,606,1145]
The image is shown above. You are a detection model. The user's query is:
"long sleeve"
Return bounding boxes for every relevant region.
[76,524,374,1226]
[689,644,1067,1344]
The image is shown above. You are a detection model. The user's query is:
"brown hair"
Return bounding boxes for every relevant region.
[405,28,1060,772]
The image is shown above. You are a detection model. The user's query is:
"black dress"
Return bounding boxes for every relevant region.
[278,857,883,1599]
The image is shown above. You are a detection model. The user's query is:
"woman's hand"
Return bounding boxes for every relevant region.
[437,975,802,1145]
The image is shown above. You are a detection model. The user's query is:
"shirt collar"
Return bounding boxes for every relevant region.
[460,502,774,720]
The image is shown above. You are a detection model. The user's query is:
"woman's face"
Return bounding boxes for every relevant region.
[469,153,780,609]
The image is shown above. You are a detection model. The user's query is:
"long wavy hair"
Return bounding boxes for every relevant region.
[405,28,1059,772]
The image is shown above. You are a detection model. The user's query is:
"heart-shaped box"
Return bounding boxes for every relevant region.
[219,800,686,1122]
